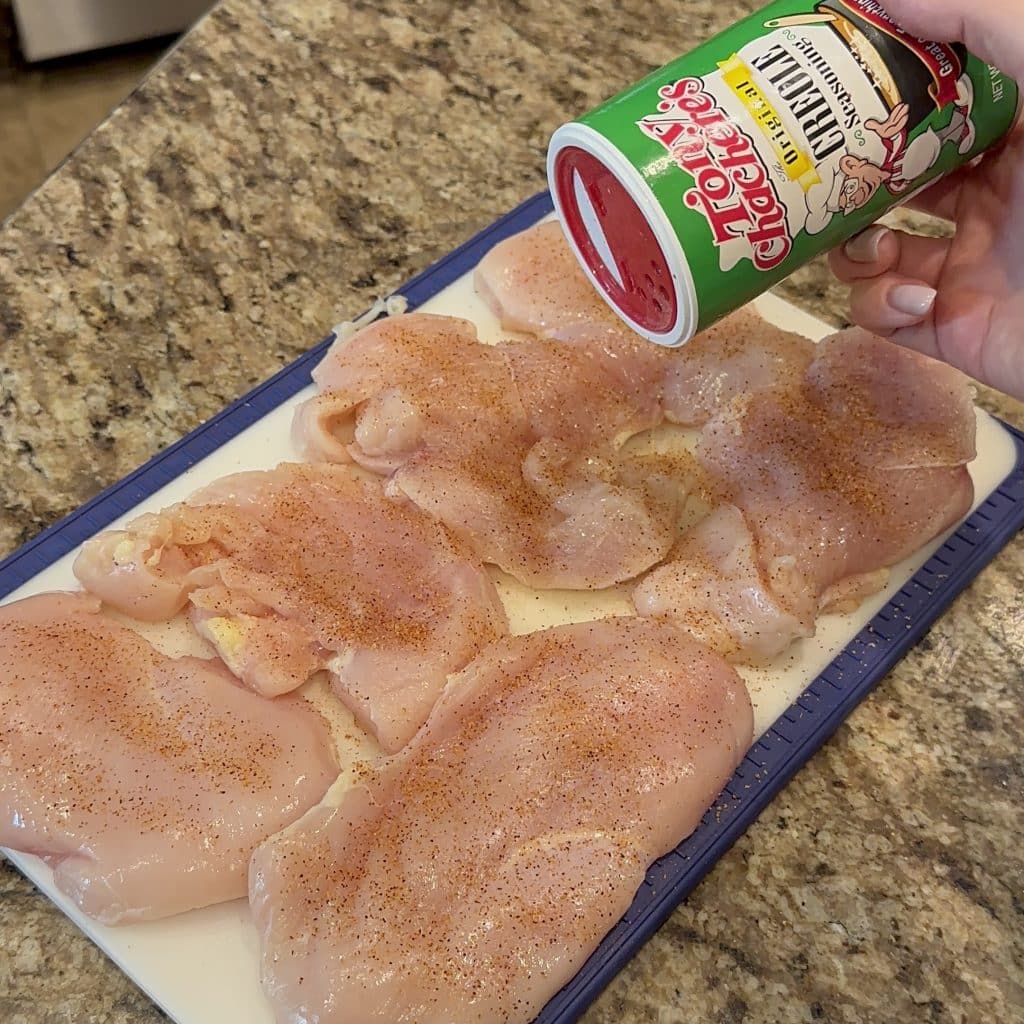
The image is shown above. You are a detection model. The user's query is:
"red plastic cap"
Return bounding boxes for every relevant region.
[552,145,677,335]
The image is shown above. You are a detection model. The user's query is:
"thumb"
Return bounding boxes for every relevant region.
[879,0,1024,83]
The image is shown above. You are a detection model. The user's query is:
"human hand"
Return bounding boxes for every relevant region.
[829,0,1024,400]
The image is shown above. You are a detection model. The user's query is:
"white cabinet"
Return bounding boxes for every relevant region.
[13,0,214,61]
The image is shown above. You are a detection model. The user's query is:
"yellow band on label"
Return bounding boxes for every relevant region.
[719,54,821,192]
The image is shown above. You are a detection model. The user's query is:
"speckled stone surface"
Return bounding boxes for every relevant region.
[0,2,1021,1022]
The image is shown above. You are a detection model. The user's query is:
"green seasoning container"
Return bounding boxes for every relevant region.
[548,0,1020,346]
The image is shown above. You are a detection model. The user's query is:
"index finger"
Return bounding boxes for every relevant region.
[879,0,1024,82]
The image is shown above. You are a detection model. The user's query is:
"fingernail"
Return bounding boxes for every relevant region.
[845,225,890,263]
[889,284,937,317]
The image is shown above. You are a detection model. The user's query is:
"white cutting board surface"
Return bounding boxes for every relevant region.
[1,240,1018,1024]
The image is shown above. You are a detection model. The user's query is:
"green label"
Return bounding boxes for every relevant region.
[577,0,1019,332]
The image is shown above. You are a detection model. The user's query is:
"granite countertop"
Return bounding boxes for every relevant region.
[0,1,1021,1021]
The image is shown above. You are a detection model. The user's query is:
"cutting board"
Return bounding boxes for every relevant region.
[1,195,1021,1024]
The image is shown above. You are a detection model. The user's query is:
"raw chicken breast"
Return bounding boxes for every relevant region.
[294,313,679,589]
[633,504,813,663]
[293,313,519,472]
[639,330,977,661]
[74,463,506,753]
[475,222,816,430]
[250,617,752,1024]
[662,305,815,427]
[697,338,976,621]
[502,334,661,442]
[804,328,977,469]
[474,219,630,343]
[0,592,337,924]
[475,220,669,406]
[390,437,680,589]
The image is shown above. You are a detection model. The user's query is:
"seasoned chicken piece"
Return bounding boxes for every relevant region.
[475,220,670,405]
[696,335,976,624]
[804,328,977,469]
[74,463,506,753]
[293,313,520,472]
[474,218,630,343]
[633,504,814,663]
[639,330,976,661]
[0,592,337,924]
[474,222,813,428]
[293,314,678,589]
[662,305,815,427]
[250,618,752,1024]
[390,437,680,590]
[502,334,661,442]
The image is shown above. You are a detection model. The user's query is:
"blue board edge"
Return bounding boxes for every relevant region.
[1,191,1022,1023]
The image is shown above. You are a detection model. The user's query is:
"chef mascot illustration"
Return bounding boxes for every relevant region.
[778,0,981,233]
[806,75,976,232]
